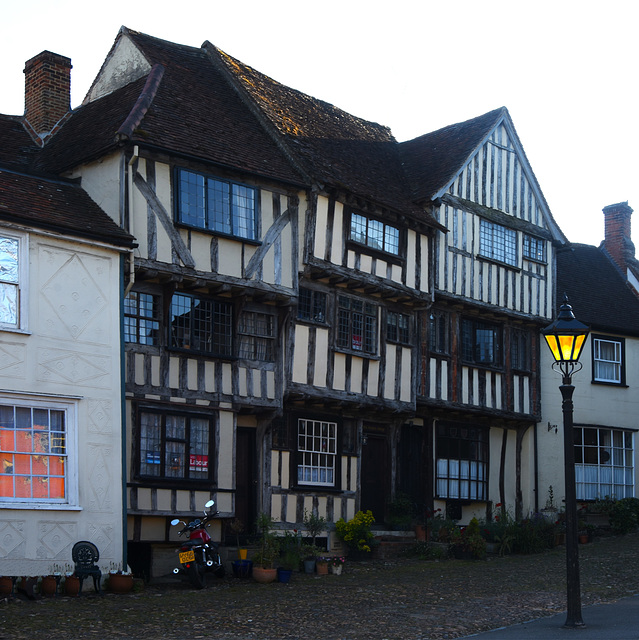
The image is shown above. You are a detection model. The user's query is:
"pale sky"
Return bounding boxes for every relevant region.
[1,0,637,249]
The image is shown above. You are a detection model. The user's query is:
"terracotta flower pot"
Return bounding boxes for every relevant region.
[0,576,13,597]
[109,573,133,593]
[316,560,328,575]
[64,575,80,597]
[40,575,58,597]
[252,567,277,584]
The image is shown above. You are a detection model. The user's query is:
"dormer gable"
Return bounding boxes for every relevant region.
[83,27,152,104]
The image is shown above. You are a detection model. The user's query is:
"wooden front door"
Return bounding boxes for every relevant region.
[235,427,256,540]
[360,431,388,523]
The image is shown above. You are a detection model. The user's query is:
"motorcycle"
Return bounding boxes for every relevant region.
[171,500,226,589]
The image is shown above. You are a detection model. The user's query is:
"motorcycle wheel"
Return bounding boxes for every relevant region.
[187,562,206,589]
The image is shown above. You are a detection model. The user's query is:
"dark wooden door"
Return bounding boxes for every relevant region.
[235,427,256,541]
[360,433,388,522]
[398,423,425,511]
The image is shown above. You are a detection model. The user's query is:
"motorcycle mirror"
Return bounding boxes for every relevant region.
[170,519,180,526]
[204,500,214,509]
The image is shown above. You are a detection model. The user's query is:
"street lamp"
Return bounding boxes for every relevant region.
[542,294,589,629]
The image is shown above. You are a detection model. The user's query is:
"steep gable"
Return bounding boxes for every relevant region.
[400,108,565,241]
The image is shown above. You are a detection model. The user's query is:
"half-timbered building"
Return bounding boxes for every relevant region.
[11,29,571,577]
[400,110,567,521]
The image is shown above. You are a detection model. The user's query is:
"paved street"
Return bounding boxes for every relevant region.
[2,533,639,639]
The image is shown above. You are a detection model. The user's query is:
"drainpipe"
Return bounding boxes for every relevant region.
[534,422,539,514]
[119,145,138,571]
[119,253,129,571]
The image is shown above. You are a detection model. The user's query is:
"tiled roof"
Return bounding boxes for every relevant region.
[0,168,135,247]
[40,30,304,187]
[207,44,426,219]
[39,29,442,226]
[557,243,639,336]
[0,115,41,173]
[398,108,506,202]
[36,77,146,173]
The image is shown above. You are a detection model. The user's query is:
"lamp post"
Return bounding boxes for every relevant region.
[542,294,589,629]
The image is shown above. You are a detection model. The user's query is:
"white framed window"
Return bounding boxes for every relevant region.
[575,426,634,500]
[593,336,624,384]
[297,418,337,486]
[0,231,28,331]
[0,394,78,507]
[436,423,487,500]
[479,219,517,266]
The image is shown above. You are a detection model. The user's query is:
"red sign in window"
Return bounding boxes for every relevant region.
[189,454,208,472]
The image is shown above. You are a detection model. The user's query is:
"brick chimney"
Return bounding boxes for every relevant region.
[24,51,72,137]
[603,201,634,273]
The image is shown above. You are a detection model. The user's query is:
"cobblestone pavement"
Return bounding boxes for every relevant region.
[3,533,639,640]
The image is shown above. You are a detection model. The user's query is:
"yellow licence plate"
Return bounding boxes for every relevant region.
[179,550,195,563]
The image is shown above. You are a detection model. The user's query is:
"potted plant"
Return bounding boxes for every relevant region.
[40,574,58,597]
[329,556,346,575]
[63,571,80,597]
[0,575,14,598]
[301,543,322,574]
[315,556,329,575]
[229,518,247,560]
[252,513,279,583]
[303,509,326,547]
[108,562,133,593]
[335,510,376,559]
[277,548,300,583]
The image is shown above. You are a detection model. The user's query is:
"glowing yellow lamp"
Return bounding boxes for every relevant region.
[542,295,589,364]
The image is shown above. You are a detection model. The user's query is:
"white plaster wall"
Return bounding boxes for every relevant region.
[0,232,125,576]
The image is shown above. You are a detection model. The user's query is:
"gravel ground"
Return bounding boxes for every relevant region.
[2,533,639,640]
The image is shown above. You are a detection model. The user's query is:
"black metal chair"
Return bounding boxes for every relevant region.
[71,541,102,594]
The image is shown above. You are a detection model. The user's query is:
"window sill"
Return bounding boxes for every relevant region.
[334,348,380,360]
[591,380,628,388]
[0,502,81,510]
[176,222,261,246]
[477,256,521,272]
[461,361,504,373]
[293,485,343,493]
[345,240,404,266]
